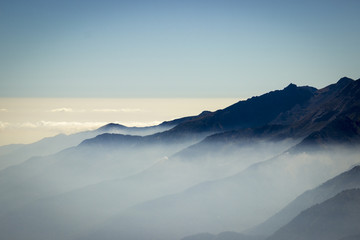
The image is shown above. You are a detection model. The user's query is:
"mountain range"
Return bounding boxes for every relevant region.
[0,77,359,240]
[249,165,360,237]
[268,188,360,240]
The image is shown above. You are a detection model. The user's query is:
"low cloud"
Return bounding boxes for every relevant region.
[50,108,87,113]
[0,120,162,133]
[0,109,8,112]
[121,108,143,113]
[19,122,38,128]
[49,108,144,113]
[50,108,74,113]
[92,108,143,113]
[33,121,107,132]
[1,121,107,133]
[0,121,10,129]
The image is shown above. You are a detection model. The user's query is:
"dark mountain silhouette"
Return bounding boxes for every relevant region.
[292,114,360,152]
[98,112,207,134]
[176,77,359,143]
[81,83,317,146]
[165,77,360,172]
[167,77,360,162]
[271,77,359,135]
[248,165,360,236]
[267,189,360,240]
[78,77,360,151]
[164,83,315,134]
[284,77,360,151]
[159,110,213,128]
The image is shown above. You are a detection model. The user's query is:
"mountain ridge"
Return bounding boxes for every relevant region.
[80,83,318,147]
[248,164,360,237]
[267,188,360,240]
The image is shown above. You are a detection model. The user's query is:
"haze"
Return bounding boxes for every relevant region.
[0,98,239,146]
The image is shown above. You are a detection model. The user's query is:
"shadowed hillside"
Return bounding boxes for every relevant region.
[267,189,360,240]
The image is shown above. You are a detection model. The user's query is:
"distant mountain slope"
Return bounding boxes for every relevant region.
[267,189,360,240]
[0,131,293,240]
[98,112,206,134]
[287,77,360,150]
[249,165,360,236]
[271,77,359,136]
[79,77,360,149]
[0,131,98,171]
[165,78,360,177]
[0,118,181,171]
[293,116,360,152]
[0,144,24,157]
[173,78,360,157]
[81,148,360,240]
[82,84,316,147]
[153,84,316,137]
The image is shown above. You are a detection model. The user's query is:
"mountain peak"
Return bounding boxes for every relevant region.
[284,83,298,90]
[336,77,354,86]
[98,123,127,131]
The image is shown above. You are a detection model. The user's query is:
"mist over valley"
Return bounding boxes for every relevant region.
[0,78,360,240]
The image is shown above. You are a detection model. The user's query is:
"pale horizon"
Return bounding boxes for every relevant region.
[0,98,240,146]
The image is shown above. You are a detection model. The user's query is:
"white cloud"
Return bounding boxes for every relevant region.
[19,122,38,128]
[0,121,107,132]
[92,109,120,112]
[0,121,10,129]
[120,108,143,113]
[0,109,8,112]
[50,108,86,113]
[92,108,143,113]
[33,121,108,132]
[0,120,161,133]
[50,108,74,113]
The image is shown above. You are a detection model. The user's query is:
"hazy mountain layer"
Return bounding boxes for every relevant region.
[0,121,175,171]
[249,165,360,236]
[0,77,359,240]
[267,189,360,240]
[80,148,360,240]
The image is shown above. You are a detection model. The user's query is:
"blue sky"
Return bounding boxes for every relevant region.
[1,0,359,98]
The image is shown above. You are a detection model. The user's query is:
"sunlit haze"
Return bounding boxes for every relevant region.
[0,98,239,146]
